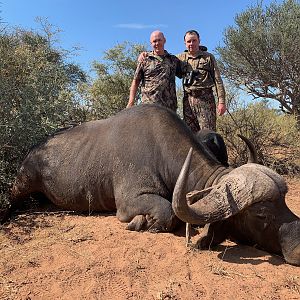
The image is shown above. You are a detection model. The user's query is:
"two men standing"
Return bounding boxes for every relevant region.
[127,30,226,132]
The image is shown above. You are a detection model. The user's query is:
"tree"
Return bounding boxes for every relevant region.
[217,0,300,128]
[85,42,147,119]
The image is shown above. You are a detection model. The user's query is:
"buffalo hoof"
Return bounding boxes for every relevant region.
[126,215,149,231]
[194,223,214,249]
[279,220,300,266]
[126,214,169,232]
[193,222,228,250]
[0,207,11,224]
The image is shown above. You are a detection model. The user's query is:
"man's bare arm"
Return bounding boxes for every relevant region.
[127,78,140,108]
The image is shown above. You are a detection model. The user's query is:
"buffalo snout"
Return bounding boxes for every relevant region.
[279,220,300,266]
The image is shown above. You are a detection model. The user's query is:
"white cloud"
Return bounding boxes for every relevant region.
[115,23,168,29]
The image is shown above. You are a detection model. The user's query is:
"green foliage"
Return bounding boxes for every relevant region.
[217,0,300,128]
[85,42,147,119]
[0,22,89,207]
[218,100,300,175]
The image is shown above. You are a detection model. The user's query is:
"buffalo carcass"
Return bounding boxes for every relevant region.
[10,104,300,265]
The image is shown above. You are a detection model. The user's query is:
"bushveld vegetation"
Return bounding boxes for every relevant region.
[0,21,89,209]
[0,0,299,211]
[217,99,300,173]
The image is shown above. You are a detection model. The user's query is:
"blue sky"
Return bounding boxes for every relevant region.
[2,0,279,73]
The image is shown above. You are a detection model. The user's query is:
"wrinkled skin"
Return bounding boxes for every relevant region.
[9,105,224,232]
[8,104,300,265]
[173,149,300,266]
[190,134,299,265]
[192,133,299,264]
[195,199,300,266]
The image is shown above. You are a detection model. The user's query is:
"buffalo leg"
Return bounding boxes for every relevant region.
[0,172,37,223]
[194,221,228,249]
[116,194,177,232]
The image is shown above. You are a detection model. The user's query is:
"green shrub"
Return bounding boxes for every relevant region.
[218,100,300,174]
[0,24,89,209]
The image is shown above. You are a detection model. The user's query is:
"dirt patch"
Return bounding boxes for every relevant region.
[1,178,300,300]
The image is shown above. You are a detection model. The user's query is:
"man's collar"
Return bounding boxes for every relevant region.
[148,50,170,62]
[184,45,208,58]
[149,50,170,58]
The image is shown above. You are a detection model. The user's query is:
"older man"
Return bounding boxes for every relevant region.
[177,30,226,132]
[127,31,184,112]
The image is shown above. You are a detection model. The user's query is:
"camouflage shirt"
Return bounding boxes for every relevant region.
[177,49,226,104]
[134,51,184,111]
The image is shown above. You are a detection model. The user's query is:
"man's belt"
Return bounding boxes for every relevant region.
[186,88,213,97]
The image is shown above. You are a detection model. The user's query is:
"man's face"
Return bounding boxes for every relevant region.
[184,33,200,54]
[150,32,166,54]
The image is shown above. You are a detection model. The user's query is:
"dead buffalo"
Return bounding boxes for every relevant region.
[9,104,300,265]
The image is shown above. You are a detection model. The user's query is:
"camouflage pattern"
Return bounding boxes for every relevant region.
[177,50,226,104]
[183,89,216,132]
[134,51,183,111]
[177,48,225,132]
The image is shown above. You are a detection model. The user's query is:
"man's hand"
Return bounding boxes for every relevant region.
[138,52,148,63]
[126,102,134,108]
[217,103,226,116]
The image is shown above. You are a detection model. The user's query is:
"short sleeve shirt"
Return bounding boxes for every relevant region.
[134,51,184,111]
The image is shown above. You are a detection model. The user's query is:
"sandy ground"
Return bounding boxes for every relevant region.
[0,177,299,300]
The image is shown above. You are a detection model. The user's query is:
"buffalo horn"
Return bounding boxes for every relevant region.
[172,148,286,225]
[237,134,258,163]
